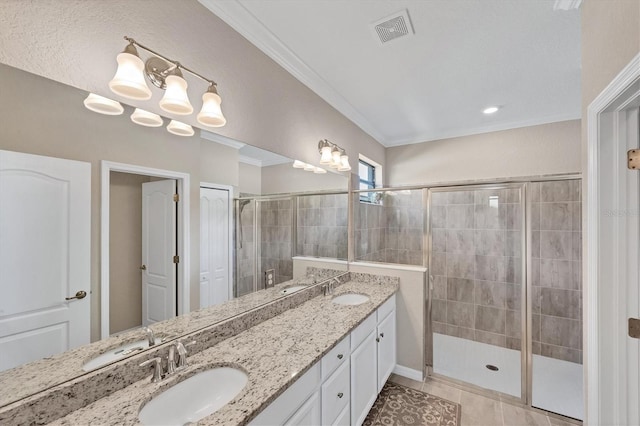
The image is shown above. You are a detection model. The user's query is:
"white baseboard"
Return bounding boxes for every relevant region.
[393,364,423,382]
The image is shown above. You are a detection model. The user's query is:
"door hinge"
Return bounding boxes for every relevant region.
[173,193,179,202]
[627,149,640,170]
[629,318,640,339]
[173,255,180,264]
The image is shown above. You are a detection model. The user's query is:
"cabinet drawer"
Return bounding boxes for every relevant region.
[250,362,320,425]
[377,294,396,323]
[351,313,376,351]
[322,335,349,381]
[321,359,350,425]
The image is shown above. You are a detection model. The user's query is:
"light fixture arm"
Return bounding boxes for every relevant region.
[123,36,216,86]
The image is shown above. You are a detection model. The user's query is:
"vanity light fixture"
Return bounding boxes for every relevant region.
[483,106,500,114]
[131,108,163,127]
[167,120,195,137]
[317,139,351,171]
[292,160,306,168]
[109,36,226,127]
[313,167,327,174]
[83,93,124,115]
[303,163,316,172]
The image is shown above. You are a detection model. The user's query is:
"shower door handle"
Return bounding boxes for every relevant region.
[629,318,640,339]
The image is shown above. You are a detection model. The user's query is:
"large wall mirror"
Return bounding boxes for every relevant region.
[0,63,349,407]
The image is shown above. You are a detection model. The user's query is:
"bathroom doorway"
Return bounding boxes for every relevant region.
[100,161,190,339]
[426,178,583,420]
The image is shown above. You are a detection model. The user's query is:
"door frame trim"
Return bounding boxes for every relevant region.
[100,161,190,339]
[200,182,235,305]
[586,52,640,424]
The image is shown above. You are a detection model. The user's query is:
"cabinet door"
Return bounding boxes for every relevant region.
[286,390,321,426]
[377,311,396,393]
[351,330,378,426]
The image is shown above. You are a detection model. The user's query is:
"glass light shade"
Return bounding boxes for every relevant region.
[167,120,194,137]
[159,75,193,115]
[338,155,352,171]
[108,52,152,100]
[320,146,332,164]
[131,108,163,127]
[303,163,315,171]
[83,93,124,115]
[293,160,306,168]
[313,167,327,174]
[197,92,226,127]
[330,149,341,168]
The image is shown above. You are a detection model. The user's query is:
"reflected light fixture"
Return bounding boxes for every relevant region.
[108,36,226,127]
[314,167,327,174]
[167,120,194,137]
[319,139,332,164]
[83,93,124,115]
[303,163,316,172]
[131,108,163,127]
[292,160,306,168]
[318,139,351,172]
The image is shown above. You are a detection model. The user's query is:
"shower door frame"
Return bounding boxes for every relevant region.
[423,174,582,409]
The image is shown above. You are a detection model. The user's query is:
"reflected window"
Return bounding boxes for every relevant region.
[359,159,376,203]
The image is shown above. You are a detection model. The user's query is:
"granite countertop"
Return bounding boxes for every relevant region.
[0,269,337,409]
[51,278,398,426]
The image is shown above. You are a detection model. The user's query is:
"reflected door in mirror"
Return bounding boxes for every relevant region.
[142,180,177,325]
[200,187,231,308]
[0,150,90,372]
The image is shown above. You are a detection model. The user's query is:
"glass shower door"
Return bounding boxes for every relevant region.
[429,185,525,397]
[530,179,583,420]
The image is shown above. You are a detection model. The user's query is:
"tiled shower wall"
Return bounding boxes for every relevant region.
[531,180,582,364]
[354,190,424,265]
[431,188,524,350]
[296,194,348,259]
[260,199,293,286]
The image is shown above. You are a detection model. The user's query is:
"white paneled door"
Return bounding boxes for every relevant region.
[200,187,230,308]
[0,150,90,372]
[141,179,177,326]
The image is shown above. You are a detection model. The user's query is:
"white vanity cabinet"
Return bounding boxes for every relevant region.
[351,295,397,425]
[250,294,396,426]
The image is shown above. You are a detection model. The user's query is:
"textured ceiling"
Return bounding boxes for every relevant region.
[202,0,581,146]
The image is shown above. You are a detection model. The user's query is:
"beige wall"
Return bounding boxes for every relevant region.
[238,162,262,195]
[386,120,581,186]
[261,163,348,195]
[109,172,150,334]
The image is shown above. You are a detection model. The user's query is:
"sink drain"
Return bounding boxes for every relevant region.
[486,364,499,371]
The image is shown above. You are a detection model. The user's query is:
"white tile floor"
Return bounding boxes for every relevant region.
[388,374,581,426]
[433,333,583,420]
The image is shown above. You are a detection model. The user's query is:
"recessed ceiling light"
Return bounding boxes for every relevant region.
[483,106,500,115]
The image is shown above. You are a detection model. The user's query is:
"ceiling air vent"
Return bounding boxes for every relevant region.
[371,9,414,45]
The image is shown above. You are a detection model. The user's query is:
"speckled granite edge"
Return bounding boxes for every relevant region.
[0,270,348,425]
[49,277,399,426]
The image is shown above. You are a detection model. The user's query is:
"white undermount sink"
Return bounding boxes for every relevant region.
[138,367,248,426]
[332,293,370,306]
[82,339,163,372]
[280,285,306,294]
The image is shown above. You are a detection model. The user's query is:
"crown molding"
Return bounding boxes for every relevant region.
[199,129,246,149]
[238,155,262,167]
[199,0,387,145]
[383,113,582,147]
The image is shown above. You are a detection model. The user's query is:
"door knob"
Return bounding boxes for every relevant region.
[140,264,147,270]
[65,290,87,301]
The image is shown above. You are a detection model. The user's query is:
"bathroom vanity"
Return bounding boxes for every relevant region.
[0,271,398,425]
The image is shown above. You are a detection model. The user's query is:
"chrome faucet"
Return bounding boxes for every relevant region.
[140,357,163,383]
[166,340,197,376]
[143,326,156,346]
